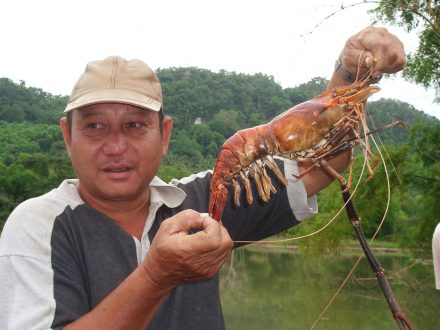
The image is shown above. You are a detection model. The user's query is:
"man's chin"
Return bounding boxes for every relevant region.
[95,179,148,201]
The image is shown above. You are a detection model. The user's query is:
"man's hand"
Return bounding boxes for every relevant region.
[339,26,406,79]
[304,26,406,197]
[142,209,233,289]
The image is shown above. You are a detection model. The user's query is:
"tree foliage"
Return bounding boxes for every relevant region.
[157,67,291,130]
[0,78,67,123]
[401,122,440,251]
[370,0,440,101]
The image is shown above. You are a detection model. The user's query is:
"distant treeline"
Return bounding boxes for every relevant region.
[0,70,438,252]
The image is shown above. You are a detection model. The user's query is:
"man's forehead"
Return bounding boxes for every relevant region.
[74,103,153,118]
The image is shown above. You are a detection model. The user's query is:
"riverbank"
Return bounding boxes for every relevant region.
[241,238,419,257]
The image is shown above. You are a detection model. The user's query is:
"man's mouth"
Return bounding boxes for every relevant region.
[102,165,133,177]
[104,167,130,172]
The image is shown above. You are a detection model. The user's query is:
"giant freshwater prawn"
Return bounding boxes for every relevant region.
[207,54,413,329]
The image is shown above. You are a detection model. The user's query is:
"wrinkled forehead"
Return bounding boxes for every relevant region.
[73,103,154,119]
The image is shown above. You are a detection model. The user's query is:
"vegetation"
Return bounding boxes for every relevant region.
[370,0,440,101]
[0,69,438,254]
[0,78,68,123]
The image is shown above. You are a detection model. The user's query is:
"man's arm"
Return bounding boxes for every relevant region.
[64,210,233,329]
[300,26,406,196]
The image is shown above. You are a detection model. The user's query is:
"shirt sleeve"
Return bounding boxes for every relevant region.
[0,199,57,330]
[0,256,56,330]
[433,223,440,290]
[282,158,318,221]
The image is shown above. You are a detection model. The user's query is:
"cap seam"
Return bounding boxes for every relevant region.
[111,57,117,89]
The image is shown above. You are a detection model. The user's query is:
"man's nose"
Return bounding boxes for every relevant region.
[102,131,128,155]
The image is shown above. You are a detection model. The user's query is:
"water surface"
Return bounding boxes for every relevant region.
[220,246,438,329]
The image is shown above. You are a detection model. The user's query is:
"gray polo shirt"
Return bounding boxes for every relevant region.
[0,159,317,329]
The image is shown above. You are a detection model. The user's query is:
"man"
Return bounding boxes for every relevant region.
[0,26,405,329]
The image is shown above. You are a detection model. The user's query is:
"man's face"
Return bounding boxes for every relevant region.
[60,103,172,203]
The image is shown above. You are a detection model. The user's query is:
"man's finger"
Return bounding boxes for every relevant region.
[201,214,221,234]
[163,210,204,234]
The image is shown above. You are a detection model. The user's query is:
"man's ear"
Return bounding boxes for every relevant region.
[59,117,72,157]
[161,116,173,156]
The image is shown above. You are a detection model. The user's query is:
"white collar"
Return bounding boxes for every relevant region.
[63,177,186,208]
[149,176,186,208]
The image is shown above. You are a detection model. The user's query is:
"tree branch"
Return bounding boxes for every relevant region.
[300,1,380,37]
[396,2,440,39]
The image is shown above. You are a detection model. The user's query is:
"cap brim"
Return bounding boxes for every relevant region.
[64,88,162,112]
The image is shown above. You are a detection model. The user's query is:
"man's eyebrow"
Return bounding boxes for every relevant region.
[76,107,151,120]
[76,111,105,120]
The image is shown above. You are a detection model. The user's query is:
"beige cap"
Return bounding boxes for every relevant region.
[64,56,162,112]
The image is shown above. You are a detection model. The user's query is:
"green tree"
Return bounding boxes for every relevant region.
[168,129,204,159]
[188,123,225,156]
[401,122,440,251]
[371,0,440,101]
[208,109,242,139]
[0,78,67,124]
[284,77,328,106]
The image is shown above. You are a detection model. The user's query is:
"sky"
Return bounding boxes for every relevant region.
[1,0,439,119]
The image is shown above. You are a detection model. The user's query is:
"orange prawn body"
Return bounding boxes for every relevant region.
[209,81,380,221]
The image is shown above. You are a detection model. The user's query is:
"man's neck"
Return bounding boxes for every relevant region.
[78,186,151,240]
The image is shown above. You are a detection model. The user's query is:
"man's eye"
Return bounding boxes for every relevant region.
[87,122,104,129]
[127,122,142,128]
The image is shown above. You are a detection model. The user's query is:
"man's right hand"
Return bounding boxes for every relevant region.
[142,209,233,289]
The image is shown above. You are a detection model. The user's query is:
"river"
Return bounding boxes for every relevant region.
[220,245,438,329]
